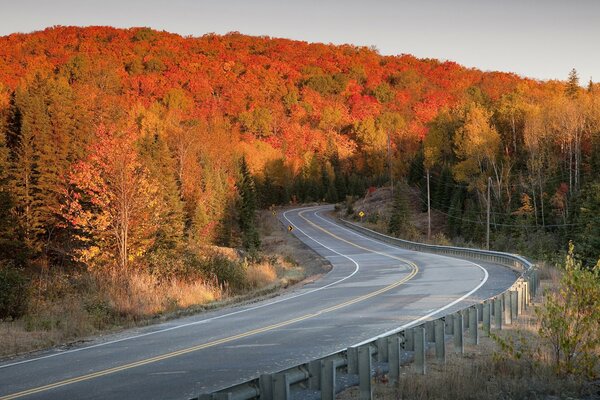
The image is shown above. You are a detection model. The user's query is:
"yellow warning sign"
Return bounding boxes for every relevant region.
[288,225,294,232]
[358,211,365,218]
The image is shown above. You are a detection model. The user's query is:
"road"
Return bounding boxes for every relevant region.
[0,205,517,400]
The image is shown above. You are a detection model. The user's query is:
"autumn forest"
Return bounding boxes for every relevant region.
[0,26,599,335]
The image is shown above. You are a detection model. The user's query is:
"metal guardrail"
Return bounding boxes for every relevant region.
[192,218,539,400]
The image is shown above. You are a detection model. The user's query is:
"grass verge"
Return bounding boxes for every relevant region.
[0,207,330,359]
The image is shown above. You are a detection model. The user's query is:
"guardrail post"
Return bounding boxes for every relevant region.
[510,290,519,320]
[517,282,525,315]
[523,281,530,309]
[503,292,512,325]
[388,336,401,384]
[347,346,359,375]
[434,319,446,364]
[529,274,534,300]
[468,306,479,345]
[464,308,470,330]
[476,303,484,323]
[445,314,454,335]
[531,270,538,298]
[482,301,491,337]
[404,328,414,351]
[425,321,435,343]
[414,326,426,374]
[308,360,322,390]
[377,337,388,362]
[453,311,464,354]
[321,359,335,400]
[494,297,502,330]
[272,373,290,400]
[259,374,273,400]
[358,345,372,400]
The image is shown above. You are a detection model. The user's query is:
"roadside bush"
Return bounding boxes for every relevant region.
[537,242,600,378]
[0,264,29,320]
[203,254,247,292]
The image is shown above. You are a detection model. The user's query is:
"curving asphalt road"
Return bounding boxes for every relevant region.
[0,205,517,400]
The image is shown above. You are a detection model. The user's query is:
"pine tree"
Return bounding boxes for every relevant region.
[566,68,580,98]
[576,183,600,267]
[0,125,21,261]
[137,127,185,252]
[10,75,84,255]
[447,187,466,237]
[388,189,409,236]
[238,157,260,252]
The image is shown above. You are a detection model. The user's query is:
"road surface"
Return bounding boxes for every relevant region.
[0,205,517,400]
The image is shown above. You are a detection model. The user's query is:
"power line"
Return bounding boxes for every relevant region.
[409,189,582,228]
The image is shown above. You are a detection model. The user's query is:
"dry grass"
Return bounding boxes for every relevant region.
[99,271,222,317]
[1,206,330,359]
[245,261,278,288]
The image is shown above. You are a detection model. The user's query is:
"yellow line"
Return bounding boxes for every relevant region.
[296,209,416,266]
[1,209,418,400]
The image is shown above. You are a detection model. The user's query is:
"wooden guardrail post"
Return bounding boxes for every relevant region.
[434,319,446,364]
[494,297,503,330]
[476,303,484,323]
[388,336,401,384]
[425,320,435,343]
[308,360,322,390]
[511,290,519,320]
[453,311,464,354]
[414,326,426,374]
[272,373,290,400]
[259,374,273,400]
[503,292,512,325]
[482,301,491,337]
[321,360,336,400]
[347,346,358,375]
[358,345,372,400]
[468,306,479,345]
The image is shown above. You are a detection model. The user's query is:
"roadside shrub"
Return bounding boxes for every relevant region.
[203,254,247,292]
[0,264,29,320]
[537,242,600,378]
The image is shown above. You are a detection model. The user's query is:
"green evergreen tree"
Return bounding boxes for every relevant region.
[447,186,465,237]
[566,68,580,98]
[0,126,22,262]
[388,189,409,236]
[238,157,260,252]
[576,183,600,267]
[137,131,185,252]
[9,75,86,255]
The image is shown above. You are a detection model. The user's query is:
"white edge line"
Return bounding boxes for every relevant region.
[353,258,488,347]
[306,206,491,348]
[0,207,358,370]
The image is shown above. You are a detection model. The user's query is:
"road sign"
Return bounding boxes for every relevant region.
[288,225,294,232]
[358,211,365,218]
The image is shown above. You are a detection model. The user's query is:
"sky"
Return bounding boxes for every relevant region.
[1,0,599,82]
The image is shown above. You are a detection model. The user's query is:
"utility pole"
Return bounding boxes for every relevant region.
[387,130,393,195]
[486,176,491,250]
[427,169,431,241]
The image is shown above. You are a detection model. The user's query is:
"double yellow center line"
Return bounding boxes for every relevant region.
[1,209,418,400]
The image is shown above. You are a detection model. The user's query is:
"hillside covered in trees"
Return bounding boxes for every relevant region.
[0,26,599,322]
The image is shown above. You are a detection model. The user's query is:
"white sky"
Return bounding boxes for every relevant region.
[1,0,599,82]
